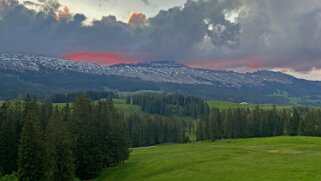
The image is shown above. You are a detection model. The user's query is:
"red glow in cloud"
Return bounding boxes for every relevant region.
[56,7,72,21]
[128,12,147,27]
[62,52,143,66]
[188,57,263,70]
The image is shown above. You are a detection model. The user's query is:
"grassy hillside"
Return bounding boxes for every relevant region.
[97,136,321,181]
[207,100,293,110]
[52,99,141,114]
[119,90,164,98]
[113,99,140,113]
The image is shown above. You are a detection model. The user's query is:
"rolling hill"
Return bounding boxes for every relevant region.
[1,52,321,105]
[97,136,321,181]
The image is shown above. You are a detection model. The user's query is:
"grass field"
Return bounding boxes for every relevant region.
[207,100,293,110]
[97,136,321,181]
[119,90,164,98]
[52,99,141,114]
[113,99,140,113]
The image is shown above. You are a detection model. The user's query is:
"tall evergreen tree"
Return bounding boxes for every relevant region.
[289,107,300,136]
[209,108,222,140]
[18,96,46,181]
[223,109,233,138]
[72,95,102,180]
[40,100,53,129]
[45,107,74,181]
[0,102,18,174]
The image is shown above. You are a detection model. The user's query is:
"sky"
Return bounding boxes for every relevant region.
[1,0,321,80]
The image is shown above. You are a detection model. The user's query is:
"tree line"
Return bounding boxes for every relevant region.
[50,91,119,103]
[0,95,130,180]
[196,106,321,141]
[127,113,193,147]
[126,93,209,118]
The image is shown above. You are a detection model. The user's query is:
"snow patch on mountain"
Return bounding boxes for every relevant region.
[0,52,295,87]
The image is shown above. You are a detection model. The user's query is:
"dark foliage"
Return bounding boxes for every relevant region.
[50,91,119,103]
[0,94,130,180]
[197,106,321,141]
[127,93,210,118]
[127,113,192,147]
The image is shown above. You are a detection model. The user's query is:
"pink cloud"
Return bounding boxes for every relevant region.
[62,51,144,66]
[187,57,264,70]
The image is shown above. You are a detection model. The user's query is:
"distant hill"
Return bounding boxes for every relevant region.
[1,52,321,105]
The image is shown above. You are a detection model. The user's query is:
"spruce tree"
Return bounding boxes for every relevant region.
[289,107,300,136]
[18,97,46,181]
[282,109,291,135]
[223,109,233,138]
[0,102,18,174]
[45,107,74,181]
[72,95,102,180]
[209,108,222,140]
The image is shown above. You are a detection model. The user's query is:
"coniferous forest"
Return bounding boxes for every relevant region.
[0,95,130,180]
[196,106,321,141]
[126,93,210,118]
[1,93,321,180]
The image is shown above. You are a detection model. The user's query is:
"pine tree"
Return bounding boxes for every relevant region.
[40,100,53,129]
[232,108,242,138]
[209,108,222,140]
[289,107,300,136]
[223,109,233,138]
[18,97,46,181]
[259,111,270,137]
[45,107,74,181]
[72,95,102,180]
[0,102,18,174]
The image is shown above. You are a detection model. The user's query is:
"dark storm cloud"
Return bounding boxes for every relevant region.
[142,0,241,60]
[1,0,321,71]
[0,1,136,55]
[235,0,321,71]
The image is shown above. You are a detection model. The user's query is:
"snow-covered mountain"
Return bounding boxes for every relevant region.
[0,53,106,74]
[0,53,296,88]
[1,52,321,105]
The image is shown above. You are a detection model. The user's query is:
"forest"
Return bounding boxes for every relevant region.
[1,92,321,180]
[126,93,209,118]
[127,113,193,147]
[0,95,130,180]
[196,106,321,141]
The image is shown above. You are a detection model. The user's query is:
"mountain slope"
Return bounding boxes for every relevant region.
[1,52,321,105]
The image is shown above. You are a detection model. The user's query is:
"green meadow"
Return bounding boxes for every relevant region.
[112,99,140,113]
[207,100,293,110]
[119,90,164,98]
[97,136,321,181]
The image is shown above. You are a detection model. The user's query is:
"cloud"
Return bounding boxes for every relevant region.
[56,6,72,21]
[0,0,14,15]
[141,0,150,6]
[127,12,147,28]
[62,51,143,65]
[1,0,321,76]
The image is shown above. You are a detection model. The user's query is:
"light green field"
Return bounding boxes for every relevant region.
[113,99,140,113]
[207,100,293,110]
[119,90,164,98]
[97,136,321,181]
[52,99,141,114]
[271,91,321,105]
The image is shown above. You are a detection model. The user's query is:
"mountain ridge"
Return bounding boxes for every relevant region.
[1,52,321,105]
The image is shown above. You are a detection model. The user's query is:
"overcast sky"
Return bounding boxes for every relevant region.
[1,0,321,80]
[18,0,187,21]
